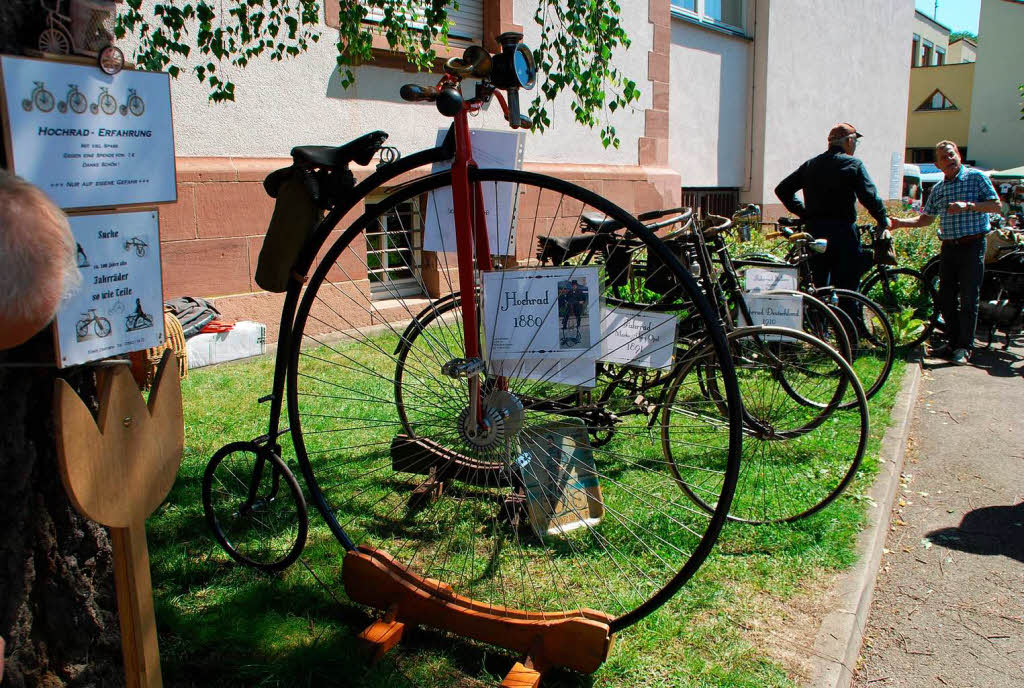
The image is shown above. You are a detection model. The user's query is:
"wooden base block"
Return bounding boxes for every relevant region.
[501,662,541,688]
[358,619,405,663]
[344,546,614,674]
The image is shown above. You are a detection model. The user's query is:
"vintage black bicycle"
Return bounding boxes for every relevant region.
[534,207,869,524]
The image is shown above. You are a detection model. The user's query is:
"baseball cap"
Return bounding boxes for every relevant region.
[828,123,863,141]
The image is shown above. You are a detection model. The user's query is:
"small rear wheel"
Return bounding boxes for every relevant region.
[203,441,308,572]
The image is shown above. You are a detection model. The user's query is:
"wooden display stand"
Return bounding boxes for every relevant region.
[343,546,615,686]
[53,352,184,688]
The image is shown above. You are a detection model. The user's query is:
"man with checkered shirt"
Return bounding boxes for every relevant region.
[891,141,1001,364]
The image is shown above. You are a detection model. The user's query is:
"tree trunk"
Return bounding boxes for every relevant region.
[2,6,125,683]
[0,335,123,687]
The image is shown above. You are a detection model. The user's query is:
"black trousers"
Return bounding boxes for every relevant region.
[938,235,986,350]
[807,220,873,292]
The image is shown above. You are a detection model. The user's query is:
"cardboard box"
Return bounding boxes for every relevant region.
[187,321,266,369]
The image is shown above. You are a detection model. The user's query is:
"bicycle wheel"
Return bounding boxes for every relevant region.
[663,326,869,524]
[35,88,55,113]
[860,267,935,349]
[99,93,117,115]
[288,168,742,632]
[203,441,309,572]
[816,288,894,404]
[69,91,88,114]
[95,317,112,337]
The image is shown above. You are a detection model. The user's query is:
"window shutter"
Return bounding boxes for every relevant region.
[362,1,483,43]
[448,1,483,41]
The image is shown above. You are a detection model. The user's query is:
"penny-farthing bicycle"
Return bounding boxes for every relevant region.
[205,34,744,641]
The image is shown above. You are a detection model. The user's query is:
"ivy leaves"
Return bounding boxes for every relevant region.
[530,0,639,148]
[117,0,321,102]
[116,0,640,147]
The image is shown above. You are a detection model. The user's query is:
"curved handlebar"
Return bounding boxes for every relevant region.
[445,46,492,79]
[766,229,813,242]
[400,83,463,117]
[702,213,732,238]
[400,84,437,103]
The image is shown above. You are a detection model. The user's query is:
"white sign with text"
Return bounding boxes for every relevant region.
[423,128,524,255]
[743,266,798,293]
[55,211,165,367]
[599,307,677,369]
[740,293,803,340]
[0,56,176,210]
[482,267,600,360]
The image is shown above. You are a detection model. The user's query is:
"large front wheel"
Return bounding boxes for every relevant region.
[287,168,743,631]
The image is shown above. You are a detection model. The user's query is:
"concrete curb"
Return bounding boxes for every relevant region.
[806,359,922,688]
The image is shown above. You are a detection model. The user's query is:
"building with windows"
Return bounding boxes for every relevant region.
[911,10,950,68]
[150,0,912,338]
[947,36,977,64]
[904,9,975,164]
[966,0,1024,170]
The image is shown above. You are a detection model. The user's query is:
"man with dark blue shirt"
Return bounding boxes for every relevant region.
[775,123,890,292]
[892,141,1000,364]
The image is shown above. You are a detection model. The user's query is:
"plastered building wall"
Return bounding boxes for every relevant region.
[668,16,752,188]
[966,0,1024,170]
[749,0,913,217]
[129,0,679,336]
[132,0,650,165]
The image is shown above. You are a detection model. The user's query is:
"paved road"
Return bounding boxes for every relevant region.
[852,342,1024,687]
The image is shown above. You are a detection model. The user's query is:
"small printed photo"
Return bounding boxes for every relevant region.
[557,277,590,350]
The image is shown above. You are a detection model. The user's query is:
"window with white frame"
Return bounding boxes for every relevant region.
[671,0,746,34]
[922,39,933,66]
[935,46,945,65]
[911,33,920,67]
[365,198,425,300]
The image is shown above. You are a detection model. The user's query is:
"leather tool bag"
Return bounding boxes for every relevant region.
[872,228,898,266]
[254,166,323,293]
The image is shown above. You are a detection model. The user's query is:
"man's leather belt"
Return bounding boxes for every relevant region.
[941,233,986,246]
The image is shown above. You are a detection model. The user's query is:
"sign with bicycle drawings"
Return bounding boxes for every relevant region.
[423,128,524,255]
[482,267,601,360]
[0,55,176,210]
[54,210,165,367]
[599,308,677,370]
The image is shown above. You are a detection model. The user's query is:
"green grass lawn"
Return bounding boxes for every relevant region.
[148,334,906,687]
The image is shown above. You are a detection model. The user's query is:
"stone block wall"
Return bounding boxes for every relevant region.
[158,157,680,344]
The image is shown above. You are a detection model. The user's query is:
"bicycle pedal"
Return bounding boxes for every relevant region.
[441,357,485,379]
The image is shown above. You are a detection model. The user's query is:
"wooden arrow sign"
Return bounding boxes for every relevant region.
[54,351,184,688]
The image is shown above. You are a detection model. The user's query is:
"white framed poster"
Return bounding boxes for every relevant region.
[743,266,798,293]
[739,293,803,340]
[55,210,165,367]
[0,55,176,210]
[482,267,601,360]
[423,128,524,255]
[599,307,677,369]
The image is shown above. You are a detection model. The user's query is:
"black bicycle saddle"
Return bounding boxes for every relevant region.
[291,131,389,169]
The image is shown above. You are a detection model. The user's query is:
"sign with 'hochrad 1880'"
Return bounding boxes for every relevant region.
[0,55,176,210]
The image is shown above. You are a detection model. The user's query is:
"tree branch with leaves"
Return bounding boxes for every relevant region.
[115,0,640,147]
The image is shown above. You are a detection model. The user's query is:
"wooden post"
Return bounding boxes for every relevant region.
[54,351,184,688]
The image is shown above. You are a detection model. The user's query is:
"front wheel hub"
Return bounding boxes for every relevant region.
[457,389,524,449]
